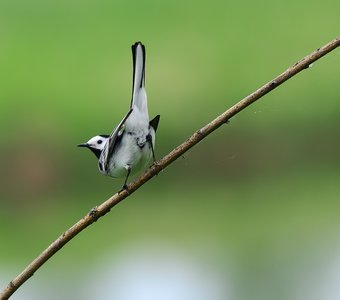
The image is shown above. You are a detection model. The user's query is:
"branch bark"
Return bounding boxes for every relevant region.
[1,37,339,300]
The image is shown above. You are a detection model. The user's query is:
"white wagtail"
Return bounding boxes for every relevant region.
[78,42,160,189]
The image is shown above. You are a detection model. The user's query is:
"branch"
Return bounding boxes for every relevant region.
[1,37,339,300]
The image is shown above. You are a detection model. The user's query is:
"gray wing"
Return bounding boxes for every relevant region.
[99,108,133,174]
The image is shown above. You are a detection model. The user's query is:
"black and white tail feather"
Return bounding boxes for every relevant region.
[78,42,160,189]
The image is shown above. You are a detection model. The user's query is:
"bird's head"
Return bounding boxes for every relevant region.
[77,134,109,159]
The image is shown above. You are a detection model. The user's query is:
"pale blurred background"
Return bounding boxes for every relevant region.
[1,0,340,299]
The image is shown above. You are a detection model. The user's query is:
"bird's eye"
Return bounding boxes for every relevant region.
[97,140,103,144]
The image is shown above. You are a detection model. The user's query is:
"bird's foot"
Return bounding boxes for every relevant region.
[151,161,160,176]
[118,184,128,194]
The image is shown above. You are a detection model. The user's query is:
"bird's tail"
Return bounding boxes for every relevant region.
[131,42,148,117]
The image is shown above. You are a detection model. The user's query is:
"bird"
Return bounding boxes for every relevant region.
[78,42,160,189]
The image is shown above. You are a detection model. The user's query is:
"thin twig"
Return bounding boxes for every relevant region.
[1,37,339,300]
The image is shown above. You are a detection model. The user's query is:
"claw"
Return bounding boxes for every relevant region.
[118,184,128,194]
[152,161,160,176]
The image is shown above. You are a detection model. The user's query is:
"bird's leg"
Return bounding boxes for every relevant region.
[120,165,131,191]
[146,134,160,177]
[151,143,156,163]
[147,134,156,163]
[118,166,131,193]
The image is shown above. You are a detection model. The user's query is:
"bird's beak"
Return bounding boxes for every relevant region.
[77,143,89,148]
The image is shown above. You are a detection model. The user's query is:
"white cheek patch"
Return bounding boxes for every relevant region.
[87,136,108,150]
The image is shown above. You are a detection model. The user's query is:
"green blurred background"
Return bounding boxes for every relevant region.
[1,0,339,299]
